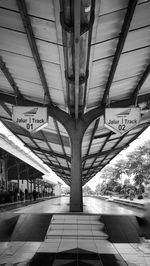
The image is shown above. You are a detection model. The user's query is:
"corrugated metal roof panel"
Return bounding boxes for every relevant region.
[114,48,150,82]
[1,51,41,84]
[90,58,113,88]
[100,0,129,16]
[0,74,14,94]
[95,9,126,43]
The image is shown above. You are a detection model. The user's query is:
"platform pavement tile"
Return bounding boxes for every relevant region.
[11,252,36,261]
[77,240,97,249]
[77,224,92,230]
[49,224,64,230]
[57,242,78,252]
[47,230,63,235]
[60,239,78,244]
[145,257,150,264]
[96,245,118,254]
[63,220,77,224]
[77,240,96,247]
[44,238,62,243]
[77,215,91,220]
[16,242,41,253]
[91,225,104,230]
[89,221,103,225]
[121,254,147,266]
[0,242,9,255]
[89,216,101,220]
[64,215,78,219]
[62,230,78,236]
[92,231,108,238]
[37,242,60,253]
[51,218,65,222]
[52,215,66,219]
[138,243,150,254]
[94,239,113,246]
[77,230,93,236]
[0,242,25,256]
[77,245,98,253]
[113,243,139,254]
[77,239,95,243]
[63,224,78,230]
[0,252,33,264]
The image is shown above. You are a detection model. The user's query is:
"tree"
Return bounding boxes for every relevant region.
[95,140,150,198]
[95,181,108,195]
[61,186,70,195]
[124,141,150,194]
[95,183,102,195]
[83,186,94,195]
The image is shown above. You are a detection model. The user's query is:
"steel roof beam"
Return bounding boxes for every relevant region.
[85,132,112,176]
[25,135,54,168]
[40,130,68,175]
[102,0,138,105]
[0,101,12,117]
[53,119,70,169]
[132,62,150,105]
[32,146,71,162]
[89,131,128,177]
[1,91,150,111]
[3,119,54,172]
[82,118,99,170]
[0,56,24,102]
[41,125,69,174]
[54,169,70,176]
[16,0,52,105]
[83,146,122,161]
[74,0,81,120]
[11,0,70,178]
[41,128,70,177]
[50,164,70,171]
[94,131,115,139]
[84,165,104,171]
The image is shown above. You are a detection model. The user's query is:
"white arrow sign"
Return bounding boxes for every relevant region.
[104,107,141,135]
[12,106,48,132]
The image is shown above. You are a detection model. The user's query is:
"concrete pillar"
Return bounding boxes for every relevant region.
[69,126,83,212]
[17,164,20,192]
[30,180,33,192]
[4,158,8,192]
[38,181,40,193]
[27,179,29,191]
[48,105,103,212]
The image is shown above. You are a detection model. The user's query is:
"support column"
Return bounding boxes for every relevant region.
[17,164,20,193]
[5,157,8,192]
[30,180,33,192]
[70,127,83,212]
[48,105,104,212]
[27,179,29,191]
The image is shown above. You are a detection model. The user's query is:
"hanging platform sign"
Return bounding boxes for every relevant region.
[12,106,48,132]
[104,107,141,135]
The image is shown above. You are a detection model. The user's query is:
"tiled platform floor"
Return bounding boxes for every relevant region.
[0,214,150,265]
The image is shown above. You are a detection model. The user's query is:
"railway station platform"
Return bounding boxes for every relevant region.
[0,196,150,266]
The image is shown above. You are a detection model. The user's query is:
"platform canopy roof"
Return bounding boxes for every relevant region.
[0,147,43,181]
[0,0,150,186]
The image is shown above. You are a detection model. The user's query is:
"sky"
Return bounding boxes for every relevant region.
[85,126,150,190]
